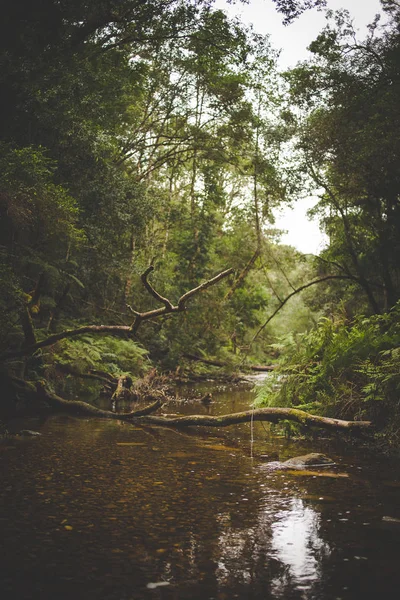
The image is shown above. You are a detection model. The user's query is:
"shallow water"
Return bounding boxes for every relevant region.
[1,381,400,599]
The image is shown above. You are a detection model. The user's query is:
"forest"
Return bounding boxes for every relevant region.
[0,0,399,448]
[2,2,400,599]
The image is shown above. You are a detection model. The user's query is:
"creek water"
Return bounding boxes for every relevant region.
[1,378,400,600]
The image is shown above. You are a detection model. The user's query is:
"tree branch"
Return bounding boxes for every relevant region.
[4,375,372,434]
[0,325,133,361]
[250,275,356,345]
[136,407,371,433]
[36,382,164,420]
[225,250,260,301]
[183,353,278,372]
[178,268,233,309]
[140,265,173,310]
[1,267,233,361]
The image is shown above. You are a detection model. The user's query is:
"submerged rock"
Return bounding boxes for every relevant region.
[382,516,400,525]
[285,469,348,478]
[18,430,42,437]
[282,453,335,468]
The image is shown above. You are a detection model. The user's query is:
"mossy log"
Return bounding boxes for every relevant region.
[0,375,162,421]
[136,408,372,433]
[36,383,163,420]
[182,353,278,371]
[1,375,372,434]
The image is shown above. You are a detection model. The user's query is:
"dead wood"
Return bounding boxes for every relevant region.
[2,375,372,435]
[136,407,372,433]
[1,267,233,362]
[35,382,163,420]
[127,266,233,334]
[112,374,134,402]
[57,364,118,389]
[183,353,278,372]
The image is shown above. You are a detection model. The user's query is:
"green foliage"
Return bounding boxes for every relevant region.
[0,257,24,351]
[46,335,149,378]
[1,0,399,452]
[256,302,400,432]
[272,1,327,25]
[285,6,400,314]
[0,144,83,249]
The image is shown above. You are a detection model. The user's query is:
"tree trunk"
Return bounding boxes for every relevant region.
[183,353,278,371]
[34,379,164,420]
[47,283,71,332]
[136,407,372,433]
[1,374,372,434]
[111,375,134,403]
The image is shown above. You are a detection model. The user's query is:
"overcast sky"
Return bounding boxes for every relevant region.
[215,0,385,253]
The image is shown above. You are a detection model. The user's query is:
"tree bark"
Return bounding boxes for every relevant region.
[2,375,372,434]
[35,382,164,420]
[1,267,233,362]
[20,307,37,348]
[136,407,372,433]
[183,353,278,371]
[111,375,134,402]
[47,283,71,332]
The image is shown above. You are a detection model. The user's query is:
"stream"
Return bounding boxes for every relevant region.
[1,379,400,600]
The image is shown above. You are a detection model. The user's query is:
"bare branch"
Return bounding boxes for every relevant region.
[1,267,233,361]
[0,325,133,361]
[178,268,234,309]
[137,407,371,433]
[5,375,372,433]
[140,265,173,310]
[250,275,355,345]
[35,382,164,420]
[126,304,141,316]
[225,251,259,301]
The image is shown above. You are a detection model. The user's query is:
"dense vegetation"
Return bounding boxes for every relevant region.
[0,1,399,446]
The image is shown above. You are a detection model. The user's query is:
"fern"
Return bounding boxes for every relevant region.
[255,301,400,426]
[44,335,150,378]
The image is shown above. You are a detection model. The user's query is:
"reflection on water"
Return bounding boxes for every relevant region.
[270,499,329,595]
[1,382,400,599]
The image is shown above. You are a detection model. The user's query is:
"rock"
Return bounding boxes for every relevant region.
[146,582,170,590]
[282,453,335,468]
[18,430,42,437]
[382,516,400,525]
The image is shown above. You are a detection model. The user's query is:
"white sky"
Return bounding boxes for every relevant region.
[215,0,385,253]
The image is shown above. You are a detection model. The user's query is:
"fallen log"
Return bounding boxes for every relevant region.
[136,407,372,433]
[35,383,163,420]
[0,376,163,421]
[249,364,279,372]
[183,353,278,372]
[2,375,372,434]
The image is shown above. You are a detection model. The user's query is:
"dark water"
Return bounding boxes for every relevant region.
[1,379,400,600]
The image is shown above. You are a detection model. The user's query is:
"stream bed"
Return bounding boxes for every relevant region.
[1,380,400,599]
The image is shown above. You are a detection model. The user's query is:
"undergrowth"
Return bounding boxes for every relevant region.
[42,335,150,399]
[255,301,400,446]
